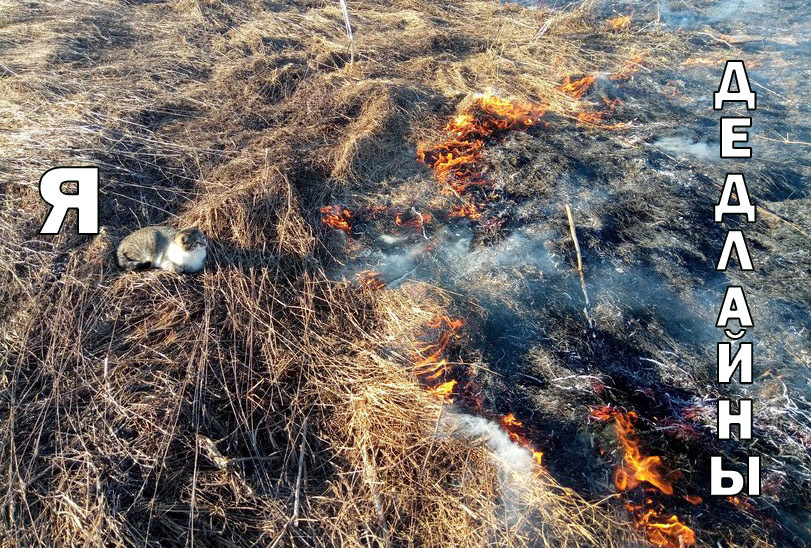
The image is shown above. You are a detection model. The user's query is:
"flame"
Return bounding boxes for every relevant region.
[681,57,716,67]
[592,406,696,548]
[500,412,544,466]
[413,315,464,382]
[608,15,632,30]
[502,412,522,429]
[626,504,696,548]
[430,379,457,401]
[558,75,596,99]
[576,97,629,130]
[449,202,482,219]
[418,93,547,195]
[612,411,674,494]
[358,270,385,290]
[320,205,352,232]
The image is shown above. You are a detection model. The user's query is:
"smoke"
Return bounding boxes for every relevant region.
[653,136,717,162]
[442,412,536,523]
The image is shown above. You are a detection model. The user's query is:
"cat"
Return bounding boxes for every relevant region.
[117,226,207,273]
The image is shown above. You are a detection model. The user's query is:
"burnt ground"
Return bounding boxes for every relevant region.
[332,54,811,547]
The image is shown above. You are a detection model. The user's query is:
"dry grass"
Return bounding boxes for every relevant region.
[0,0,685,545]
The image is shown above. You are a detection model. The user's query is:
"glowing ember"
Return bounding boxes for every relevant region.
[357,270,385,290]
[607,14,632,30]
[683,494,703,505]
[320,205,352,232]
[418,93,547,195]
[558,75,596,99]
[395,210,432,229]
[449,202,482,219]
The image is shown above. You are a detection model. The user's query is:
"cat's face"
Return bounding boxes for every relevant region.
[177,228,207,251]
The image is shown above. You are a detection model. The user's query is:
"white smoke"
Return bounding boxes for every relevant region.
[654,136,717,162]
[441,412,536,524]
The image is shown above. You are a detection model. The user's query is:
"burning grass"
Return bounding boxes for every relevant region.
[0,0,671,545]
[1,0,808,547]
[592,407,697,548]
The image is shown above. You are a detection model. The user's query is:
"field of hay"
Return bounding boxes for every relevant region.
[1,0,808,546]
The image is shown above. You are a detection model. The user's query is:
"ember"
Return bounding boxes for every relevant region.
[607,15,632,31]
[320,205,352,232]
[357,270,385,290]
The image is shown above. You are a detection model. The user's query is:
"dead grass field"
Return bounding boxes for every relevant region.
[1,0,806,546]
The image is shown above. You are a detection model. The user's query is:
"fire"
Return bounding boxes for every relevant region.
[502,412,522,429]
[429,379,457,401]
[395,210,432,229]
[418,93,547,195]
[607,15,632,30]
[557,75,596,99]
[320,205,352,232]
[576,98,629,130]
[449,202,482,219]
[413,315,464,382]
[592,407,696,548]
[682,57,715,67]
[626,504,696,548]
[612,411,674,494]
[358,270,385,290]
[500,412,544,466]
[683,494,702,505]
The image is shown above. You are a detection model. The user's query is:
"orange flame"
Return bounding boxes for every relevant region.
[418,94,547,195]
[558,75,596,99]
[449,202,483,219]
[681,57,715,67]
[358,270,385,290]
[500,412,544,466]
[592,407,696,548]
[612,411,674,494]
[626,504,696,548]
[414,316,464,382]
[429,379,457,402]
[320,205,352,232]
[576,97,629,130]
[607,15,632,30]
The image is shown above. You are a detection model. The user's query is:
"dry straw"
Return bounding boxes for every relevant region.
[0,0,726,546]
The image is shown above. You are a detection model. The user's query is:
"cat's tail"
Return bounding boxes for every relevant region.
[117,250,152,271]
